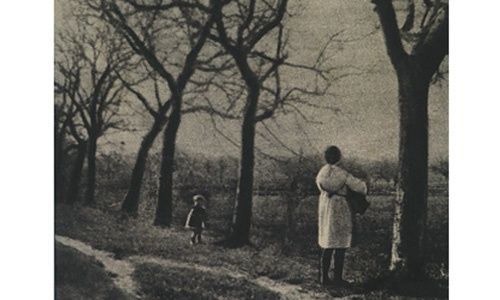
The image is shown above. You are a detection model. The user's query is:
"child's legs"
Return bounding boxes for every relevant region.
[190,230,197,243]
[195,228,203,243]
[196,229,203,242]
[192,227,202,243]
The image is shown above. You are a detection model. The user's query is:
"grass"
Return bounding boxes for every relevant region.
[55,203,316,285]
[133,263,279,300]
[55,243,131,300]
[55,190,448,298]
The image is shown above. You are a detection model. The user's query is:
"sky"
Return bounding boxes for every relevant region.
[56,0,448,162]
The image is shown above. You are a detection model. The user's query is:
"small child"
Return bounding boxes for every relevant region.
[185,195,207,245]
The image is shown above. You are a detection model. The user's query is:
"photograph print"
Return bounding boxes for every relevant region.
[54,0,448,299]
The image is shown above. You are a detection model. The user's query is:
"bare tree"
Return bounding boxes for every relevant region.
[54,81,88,204]
[117,68,171,216]
[55,42,94,205]
[117,61,234,216]
[54,88,77,203]
[95,0,220,225]
[55,19,132,205]
[370,0,448,278]
[203,0,344,246]
[66,143,88,203]
[163,0,338,246]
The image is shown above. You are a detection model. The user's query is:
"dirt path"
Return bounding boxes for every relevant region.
[55,235,140,299]
[129,255,332,300]
[55,234,356,300]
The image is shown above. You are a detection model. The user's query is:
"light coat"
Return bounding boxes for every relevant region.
[316,164,367,249]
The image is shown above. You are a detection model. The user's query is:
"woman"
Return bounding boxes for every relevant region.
[316,145,367,287]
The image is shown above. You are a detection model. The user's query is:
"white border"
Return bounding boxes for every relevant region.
[450,0,500,298]
[0,1,54,299]
[1,0,499,298]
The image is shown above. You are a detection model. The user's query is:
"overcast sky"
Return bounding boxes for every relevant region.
[56,0,448,162]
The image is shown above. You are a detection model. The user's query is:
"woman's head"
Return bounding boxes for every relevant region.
[324,145,341,164]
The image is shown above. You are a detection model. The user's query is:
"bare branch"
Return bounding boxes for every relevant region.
[102,1,178,91]
[401,0,415,32]
[247,0,288,50]
[371,0,409,70]
[118,75,158,118]
[122,0,210,13]
[413,3,448,79]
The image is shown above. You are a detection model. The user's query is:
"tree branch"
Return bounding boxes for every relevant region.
[372,0,409,70]
[176,0,218,90]
[102,2,178,92]
[413,4,448,80]
[123,0,210,13]
[247,0,288,50]
[119,75,159,118]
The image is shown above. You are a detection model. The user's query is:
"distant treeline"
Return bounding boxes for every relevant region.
[60,149,448,201]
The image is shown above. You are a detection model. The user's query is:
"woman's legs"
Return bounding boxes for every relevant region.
[333,248,347,283]
[320,248,334,285]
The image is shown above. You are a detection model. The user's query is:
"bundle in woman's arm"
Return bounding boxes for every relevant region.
[345,174,370,215]
[345,174,368,195]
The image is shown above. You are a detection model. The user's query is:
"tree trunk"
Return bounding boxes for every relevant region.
[227,83,260,246]
[154,96,182,227]
[122,116,166,216]
[85,133,98,205]
[390,66,430,279]
[55,131,66,204]
[66,142,87,204]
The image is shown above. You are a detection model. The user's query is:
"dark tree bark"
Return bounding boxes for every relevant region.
[100,0,217,225]
[66,142,87,204]
[210,0,288,247]
[392,65,431,278]
[85,133,98,205]
[154,94,182,226]
[121,115,166,215]
[55,105,73,204]
[229,84,259,244]
[56,15,128,207]
[372,0,448,278]
[54,128,66,204]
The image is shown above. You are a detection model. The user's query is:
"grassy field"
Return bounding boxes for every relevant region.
[55,243,132,300]
[55,191,448,298]
[133,263,279,300]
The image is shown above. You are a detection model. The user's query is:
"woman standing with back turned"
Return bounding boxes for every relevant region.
[316,145,367,287]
